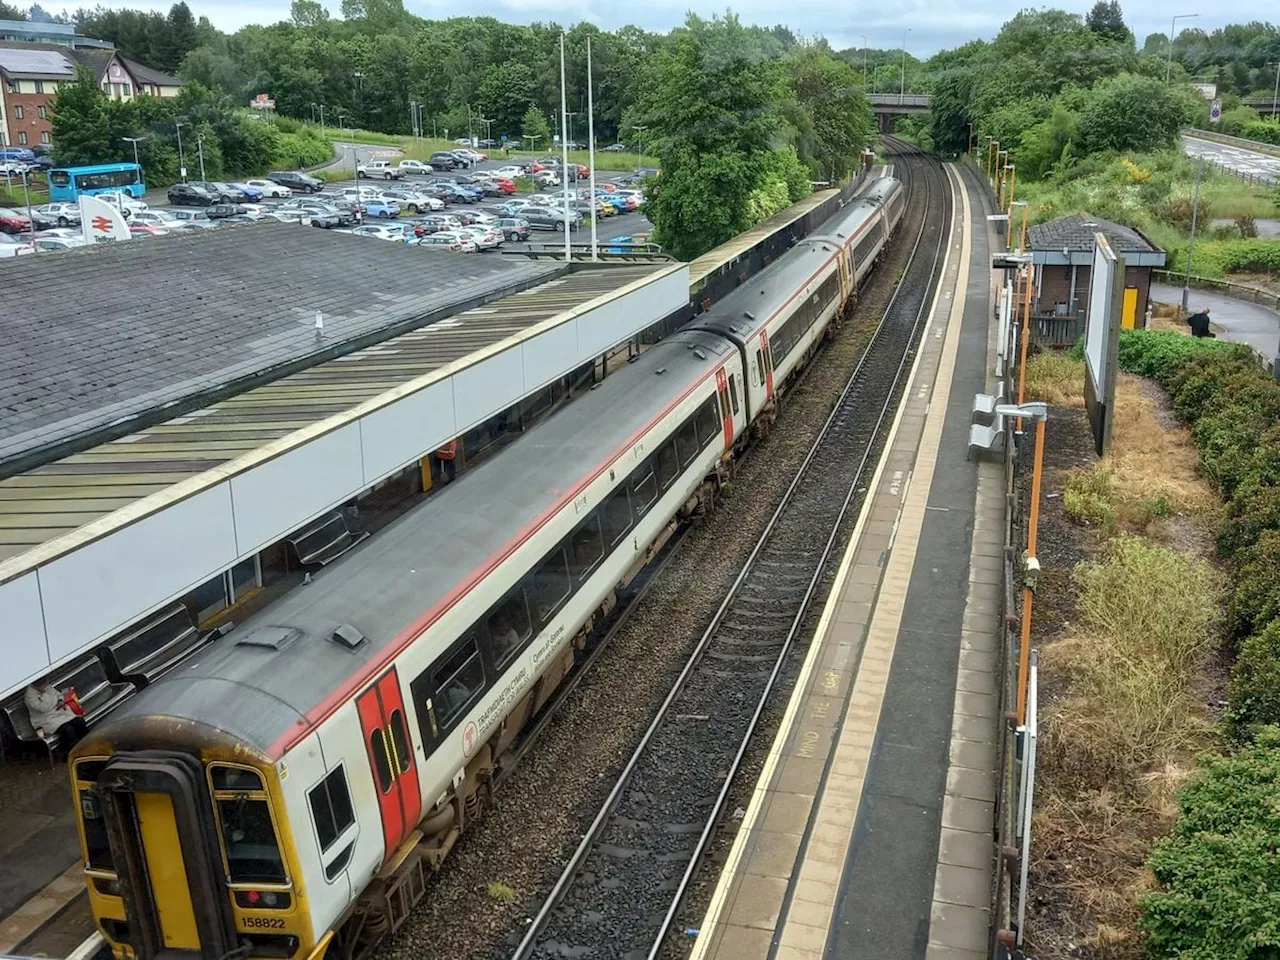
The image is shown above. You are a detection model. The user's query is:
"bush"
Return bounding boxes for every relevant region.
[1063,467,1116,530]
[1140,728,1280,960]
[1114,328,1244,389]
[273,130,332,169]
[1228,621,1280,734]
[1227,530,1280,642]
[1152,193,1212,232]
[1240,120,1280,147]
[1217,478,1280,558]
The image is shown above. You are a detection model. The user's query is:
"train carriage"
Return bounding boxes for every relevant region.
[71,330,748,960]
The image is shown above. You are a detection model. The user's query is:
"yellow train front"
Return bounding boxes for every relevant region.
[71,718,319,960]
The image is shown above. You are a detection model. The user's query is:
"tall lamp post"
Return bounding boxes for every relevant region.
[480,116,495,144]
[175,120,187,182]
[319,102,326,139]
[122,136,145,192]
[195,133,206,180]
[352,71,364,127]
[631,124,647,173]
[1165,13,1199,83]
[860,34,869,87]
[1270,60,1280,119]
[900,28,911,99]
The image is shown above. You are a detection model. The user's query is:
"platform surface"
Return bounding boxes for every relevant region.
[691,159,1006,960]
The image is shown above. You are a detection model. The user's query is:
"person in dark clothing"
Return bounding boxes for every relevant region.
[1187,307,1215,338]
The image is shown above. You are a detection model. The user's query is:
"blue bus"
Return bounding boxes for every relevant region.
[47,162,145,202]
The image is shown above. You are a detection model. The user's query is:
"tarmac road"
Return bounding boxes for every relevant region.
[1182,133,1280,185]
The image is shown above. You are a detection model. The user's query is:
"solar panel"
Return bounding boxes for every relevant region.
[0,48,75,76]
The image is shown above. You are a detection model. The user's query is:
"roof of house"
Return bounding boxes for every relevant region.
[121,56,179,87]
[1028,212,1162,254]
[0,221,557,475]
[67,45,117,82]
[0,42,76,79]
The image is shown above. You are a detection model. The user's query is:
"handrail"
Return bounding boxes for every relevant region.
[1185,127,1280,159]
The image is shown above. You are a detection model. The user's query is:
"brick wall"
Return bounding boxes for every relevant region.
[6,91,54,147]
[1036,263,1154,325]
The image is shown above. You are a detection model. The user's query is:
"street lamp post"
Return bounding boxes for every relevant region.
[319,103,326,139]
[480,117,494,144]
[900,28,911,99]
[310,102,317,123]
[175,120,186,182]
[122,136,145,189]
[353,71,364,127]
[631,124,647,172]
[1181,155,1205,314]
[196,133,206,180]
[1271,60,1280,119]
[1165,14,1199,83]
[860,35,869,87]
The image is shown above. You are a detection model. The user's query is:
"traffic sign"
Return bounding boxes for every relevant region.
[1210,99,1222,123]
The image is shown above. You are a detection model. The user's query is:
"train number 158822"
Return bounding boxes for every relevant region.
[242,917,286,929]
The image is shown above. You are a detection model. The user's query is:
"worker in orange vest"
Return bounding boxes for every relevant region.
[435,440,458,484]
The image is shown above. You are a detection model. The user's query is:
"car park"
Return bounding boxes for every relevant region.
[493,216,532,241]
[359,198,400,218]
[0,233,32,256]
[521,207,583,231]
[279,198,353,226]
[357,159,404,179]
[243,178,292,198]
[167,183,216,206]
[266,170,325,193]
[227,181,264,201]
[397,159,435,175]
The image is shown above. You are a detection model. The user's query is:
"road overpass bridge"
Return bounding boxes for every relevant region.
[868,93,930,132]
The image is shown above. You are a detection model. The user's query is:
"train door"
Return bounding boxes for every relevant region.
[715,369,734,447]
[759,331,775,400]
[355,668,422,857]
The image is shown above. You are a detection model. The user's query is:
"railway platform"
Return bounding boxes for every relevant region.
[690,158,1003,960]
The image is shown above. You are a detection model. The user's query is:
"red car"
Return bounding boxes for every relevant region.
[526,161,546,173]
[129,223,170,237]
[490,177,517,195]
[0,209,31,234]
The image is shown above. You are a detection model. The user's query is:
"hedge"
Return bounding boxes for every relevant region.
[1240,120,1280,147]
[1141,728,1280,960]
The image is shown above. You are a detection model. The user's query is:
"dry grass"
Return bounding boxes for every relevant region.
[1024,350,1086,407]
[1028,382,1223,959]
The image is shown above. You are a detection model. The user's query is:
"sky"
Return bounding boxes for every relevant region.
[35,0,1271,57]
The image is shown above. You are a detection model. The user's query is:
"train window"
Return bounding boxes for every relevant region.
[368,731,393,793]
[632,469,658,516]
[656,441,680,489]
[78,789,114,871]
[601,487,632,546]
[528,548,571,625]
[433,639,485,728]
[308,766,356,853]
[213,767,263,792]
[678,419,699,466]
[324,842,354,882]
[486,591,532,668]
[389,711,412,774]
[728,375,740,416]
[696,398,720,447]
[216,798,286,884]
[568,516,604,581]
[755,349,764,385]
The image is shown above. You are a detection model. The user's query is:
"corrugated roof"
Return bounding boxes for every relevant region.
[0,265,662,563]
[1028,212,1162,254]
[0,221,557,475]
[688,187,837,286]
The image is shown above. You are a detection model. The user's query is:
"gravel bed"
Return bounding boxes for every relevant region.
[375,151,942,960]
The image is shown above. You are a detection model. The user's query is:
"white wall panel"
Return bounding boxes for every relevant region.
[453,347,524,433]
[360,379,456,484]
[231,423,364,554]
[40,484,237,663]
[0,572,50,698]
[521,320,579,392]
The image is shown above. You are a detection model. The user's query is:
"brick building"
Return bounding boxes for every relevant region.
[0,41,180,152]
[1028,213,1167,330]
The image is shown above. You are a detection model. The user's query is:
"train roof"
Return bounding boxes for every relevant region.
[93,329,733,757]
[685,182,900,342]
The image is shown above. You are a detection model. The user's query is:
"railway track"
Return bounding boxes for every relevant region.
[510,144,952,960]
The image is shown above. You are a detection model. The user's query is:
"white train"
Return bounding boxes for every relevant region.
[70,176,905,960]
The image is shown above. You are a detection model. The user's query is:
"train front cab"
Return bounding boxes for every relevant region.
[72,748,319,960]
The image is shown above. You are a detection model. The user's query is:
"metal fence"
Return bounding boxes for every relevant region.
[1029,313,1084,347]
[1153,269,1280,313]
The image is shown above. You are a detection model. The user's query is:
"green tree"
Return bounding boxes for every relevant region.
[50,67,111,165]
[1076,72,1195,153]
[1085,0,1130,45]
[162,1,198,72]
[0,0,25,18]
[290,0,328,28]
[520,103,550,151]
[477,61,535,138]
[784,45,873,181]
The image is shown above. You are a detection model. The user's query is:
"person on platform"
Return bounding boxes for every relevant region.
[1187,307,1216,339]
[24,677,88,751]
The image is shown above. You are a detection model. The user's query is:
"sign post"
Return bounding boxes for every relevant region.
[1082,233,1125,457]
[1209,98,1222,124]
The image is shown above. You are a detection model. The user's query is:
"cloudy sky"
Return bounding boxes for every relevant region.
[37,0,1264,56]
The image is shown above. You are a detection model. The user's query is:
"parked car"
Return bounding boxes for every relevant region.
[454,137,472,145]
[533,170,561,188]
[132,210,184,228]
[32,202,79,227]
[225,181,264,201]
[32,234,88,252]
[205,203,253,220]
[428,152,463,170]
[415,234,466,251]
[0,209,31,235]
[522,207,582,231]
[457,148,487,162]
[0,233,33,256]
[438,183,479,204]
[359,198,400,219]
[96,190,147,218]
[416,214,463,234]
[357,159,404,179]
[493,216,532,242]
[167,209,214,226]
[266,170,325,194]
[378,189,443,214]
[129,222,171,237]
[492,165,525,179]
[341,223,405,241]
[243,178,292,198]
[428,230,477,251]
[450,150,479,167]
[167,183,216,206]
[191,181,248,202]
[397,159,435,175]
[460,225,502,250]
[602,142,629,152]
[476,138,498,148]
[0,160,33,176]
